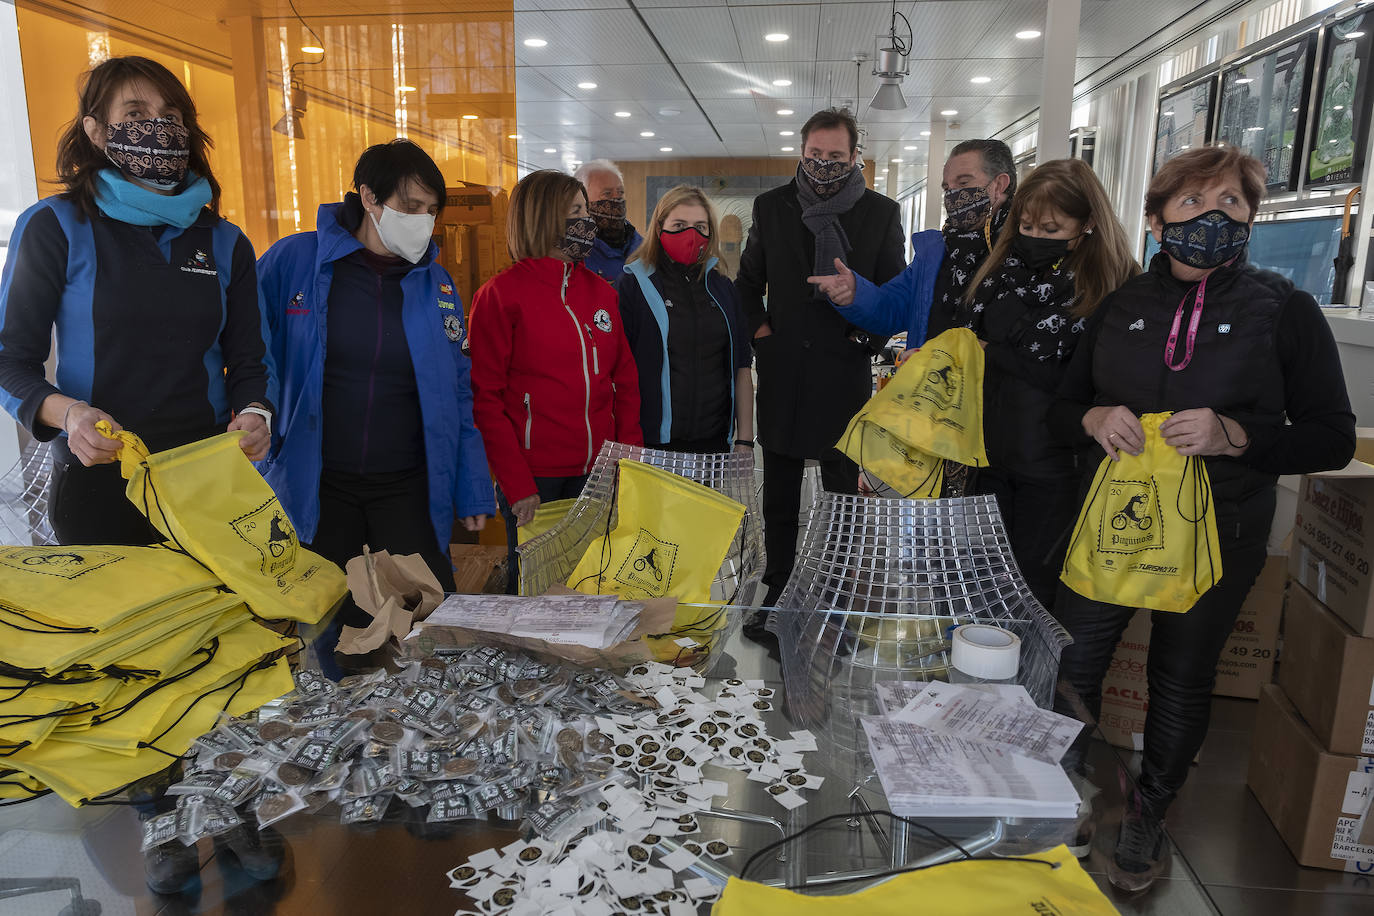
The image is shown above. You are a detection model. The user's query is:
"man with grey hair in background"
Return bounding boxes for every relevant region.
[574,158,643,283]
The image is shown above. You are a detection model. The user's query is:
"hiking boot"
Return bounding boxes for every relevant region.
[1108,790,1169,892]
[213,822,285,881]
[144,839,202,896]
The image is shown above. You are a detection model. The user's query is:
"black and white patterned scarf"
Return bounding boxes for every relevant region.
[929,205,1009,331]
[966,253,1086,363]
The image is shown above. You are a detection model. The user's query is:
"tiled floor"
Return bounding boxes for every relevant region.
[1080,695,1374,915]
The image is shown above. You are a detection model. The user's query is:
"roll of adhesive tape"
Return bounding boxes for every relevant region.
[951,624,1021,680]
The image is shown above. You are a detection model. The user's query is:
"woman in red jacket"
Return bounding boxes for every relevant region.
[469,169,642,534]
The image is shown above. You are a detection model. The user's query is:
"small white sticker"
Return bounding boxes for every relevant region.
[1331,816,1374,861]
[1341,771,1374,815]
[1364,711,1374,755]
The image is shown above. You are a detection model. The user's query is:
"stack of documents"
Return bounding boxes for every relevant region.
[862,681,1085,819]
[422,593,641,649]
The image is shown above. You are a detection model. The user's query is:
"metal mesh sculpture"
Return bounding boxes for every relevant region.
[0,439,58,547]
[517,441,764,606]
[769,491,1070,773]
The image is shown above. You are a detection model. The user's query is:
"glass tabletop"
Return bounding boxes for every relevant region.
[0,619,1085,915]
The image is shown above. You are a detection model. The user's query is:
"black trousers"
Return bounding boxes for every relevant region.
[974,467,1081,614]
[760,448,858,605]
[499,474,589,594]
[48,443,161,546]
[308,467,456,594]
[1054,486,1274,818]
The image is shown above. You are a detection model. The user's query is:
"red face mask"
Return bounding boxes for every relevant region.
[659,227,709,265]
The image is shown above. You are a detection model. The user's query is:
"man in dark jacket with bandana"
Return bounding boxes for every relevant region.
[735,108,905,612]
[576,159,643,284]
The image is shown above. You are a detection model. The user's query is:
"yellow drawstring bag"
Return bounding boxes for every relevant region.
[837,421,945,498]
[1060,412,1222,613]
[0,591,238,677]
[565,460,746,604]
[101,422,346,624]
[838,328,987,495]
[711,845,1117,915]
[518,498,577,545]
[0,544,218,632]
[8,654,292,805]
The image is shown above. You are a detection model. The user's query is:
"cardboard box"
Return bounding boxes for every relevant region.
[1290,458,1374,637]
[1279,580,1374,755]
[473,224,497,285]
[1213,554,1286,699]
[443,185,494,225]
[1097,609,1151,750]
[1247,684,1374,871]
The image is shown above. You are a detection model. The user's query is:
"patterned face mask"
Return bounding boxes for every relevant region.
[557,215,598,261]
[800,156,855,197]
[943,183,994,232]
[587,197,628,235]
[1159,210,1250,269]
[104,117,190,190]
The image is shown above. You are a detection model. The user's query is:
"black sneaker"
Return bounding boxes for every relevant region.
[741,610,776,645]
[213,822,285,882]
[144,839,202,895]
[1108,790,1168,892]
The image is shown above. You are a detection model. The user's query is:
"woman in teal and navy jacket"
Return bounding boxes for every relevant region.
[256,140,494,598]
[616,186,754,455]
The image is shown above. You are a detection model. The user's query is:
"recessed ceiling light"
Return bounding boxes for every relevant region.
[772,79,792,87]
[524,38,548,48]
[781,146,794,152]
[940,109,958,116]
[1348,30,1367,38]
[614,111,631,118]
[543,147,557,153]
[904,145,919,150]
[882,167,889,173]
[508,134,522,139]
[659,146,673,152]
[659,108,681,116]
[1334,104,1346,110]
[765,33,789,42]
[780,130,794,136]
[1162,110,1174,117]
[777,108,794,116]
[920,130,931,136]
[639,131,655,138]
[461,113,478,119]
[970,76,992,84]
[890,158,902,163]
[1235,77,1253,84]
[577,81,597,89]
[398,85,417,93]
[1016,29,1041,40]
[1245,126,1264,131]
[301,44,324,55]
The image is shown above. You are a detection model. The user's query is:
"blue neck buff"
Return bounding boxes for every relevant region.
[93,170,211,229]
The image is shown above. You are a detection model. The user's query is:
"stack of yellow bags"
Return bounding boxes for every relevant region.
[0,427,347,806]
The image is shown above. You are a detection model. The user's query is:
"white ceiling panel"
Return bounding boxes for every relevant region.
[532,64,691,100]
[514,0,1224,160]
[726,5,824,63]
[640,6,744,63]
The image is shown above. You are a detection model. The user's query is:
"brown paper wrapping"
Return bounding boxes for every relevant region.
[337,548,444,655]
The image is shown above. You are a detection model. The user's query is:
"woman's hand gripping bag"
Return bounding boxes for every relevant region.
[1059,412,1222,613]
[100,422,347,624]
[837,327,988,497]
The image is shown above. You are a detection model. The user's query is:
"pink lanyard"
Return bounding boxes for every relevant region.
[1164,275,1207,372]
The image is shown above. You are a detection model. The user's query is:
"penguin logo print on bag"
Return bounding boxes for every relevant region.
[1099,480,1163,554]
[0,547,123,579]
[230,499,299,577]
[615,527,678,597]
[915,346,964,413]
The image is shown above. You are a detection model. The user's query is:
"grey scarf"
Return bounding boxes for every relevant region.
[795,163,867,299]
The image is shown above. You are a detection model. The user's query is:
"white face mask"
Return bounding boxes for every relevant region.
[370,204,436,263]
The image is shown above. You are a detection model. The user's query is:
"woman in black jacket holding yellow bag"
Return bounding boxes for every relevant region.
[1048,146,1355,893]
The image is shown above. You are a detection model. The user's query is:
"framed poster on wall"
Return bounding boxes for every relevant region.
[1154,77,1216,174]
[1217,35,1315,191]
[1308,12,1373,187]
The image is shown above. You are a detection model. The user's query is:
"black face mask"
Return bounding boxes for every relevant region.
[1012,233,1073,272]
